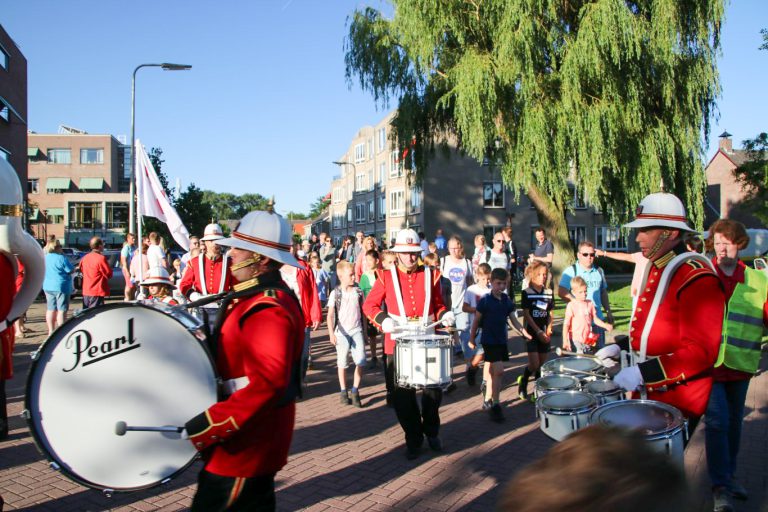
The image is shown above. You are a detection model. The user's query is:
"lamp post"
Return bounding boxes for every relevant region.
[129,62,192,234]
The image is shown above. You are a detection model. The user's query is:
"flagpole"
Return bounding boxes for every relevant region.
[135,140,145,290]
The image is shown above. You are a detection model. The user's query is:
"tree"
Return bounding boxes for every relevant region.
[345,0,723,275]
[308,194,331,219]
[175,184,214,239]
[732,132,768,225]
[202,191,271,221]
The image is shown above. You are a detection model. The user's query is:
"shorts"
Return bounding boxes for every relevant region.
[483,343,509,362]
[122,269,134,288]
[44,291,70,311]
[526,338,551,354]
[335,330,367,368]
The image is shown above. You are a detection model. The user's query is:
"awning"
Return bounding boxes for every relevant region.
[28,147,43,158]
[79,177,104,190]
[46,178,71,190]
[45,208,64,216]
[28,208,40,222]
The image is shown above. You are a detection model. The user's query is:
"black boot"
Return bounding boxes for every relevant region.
[517,367,531,401]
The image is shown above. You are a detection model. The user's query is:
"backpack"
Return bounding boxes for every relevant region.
[332,284,364,328]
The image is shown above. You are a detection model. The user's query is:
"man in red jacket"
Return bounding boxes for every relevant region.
[0,251,16,440]
[179,223,233,300]
[363,229,455,459]
[184,210,304,511]
[79,237,113,309]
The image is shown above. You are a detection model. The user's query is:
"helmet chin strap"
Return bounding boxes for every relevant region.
[230,254,262,272]
[646,230,671,260]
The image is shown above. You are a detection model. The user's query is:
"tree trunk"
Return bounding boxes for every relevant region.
[526,183,575,285]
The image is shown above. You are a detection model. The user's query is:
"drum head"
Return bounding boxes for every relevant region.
[588,400,684,436]
[537,374,579,391]
[543,356,601,374]
[538,391,596,412]
[585,379,620,394]
[25,303,217,491]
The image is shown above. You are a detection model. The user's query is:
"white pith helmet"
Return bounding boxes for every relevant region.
[216,210,300,267]
[623,192,695,232]
[200,223,225,241]
[140,266,176,288]
[390,228,422,253]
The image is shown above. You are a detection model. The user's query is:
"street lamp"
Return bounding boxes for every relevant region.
[128,62,192,234]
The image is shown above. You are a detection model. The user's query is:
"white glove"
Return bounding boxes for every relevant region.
[600,358,617,369]
[381,317,395,334]
[189,292,202,302]
[441,311,456,327]
[613,365,644,391]
[595,344,621,360]
[179,428,189,440]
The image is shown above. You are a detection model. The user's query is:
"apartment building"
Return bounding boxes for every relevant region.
[329,112,628,255]
[27,131,131,248]
[0,24,27,199]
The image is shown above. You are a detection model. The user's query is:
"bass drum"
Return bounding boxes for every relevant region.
[25,302,218,492]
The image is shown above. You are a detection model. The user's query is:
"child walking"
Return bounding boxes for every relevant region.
[468,268,528,422]
[359,250,382,369]
[309,252,331,308]
[563,276,613,354]
[463,263,492,390]
[518,261,555,402]
[327,261,368,408]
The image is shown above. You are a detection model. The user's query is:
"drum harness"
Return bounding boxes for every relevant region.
[182,272,303,405]
[196,252,230,296]
[628,252,715,398]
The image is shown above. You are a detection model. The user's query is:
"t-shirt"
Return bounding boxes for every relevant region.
[476,292,515,345]
[521,286,555,336]
[147,244,166,269]
[120,244,135,268]
[564,299,597,343]
[485,250,510,271]
[359,270,377,298]
[533,240,554,265]
[558,264,608,320]
[313,268,330,303]
[464,283,491,330]
[328,288,363,336]
[440,257,473,313]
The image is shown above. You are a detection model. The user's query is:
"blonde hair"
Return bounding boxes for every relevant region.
[423,253,439,266]
[525,260,548,280]
[570,276,587,290]
[44,238,60,253]
[336,260,353,274]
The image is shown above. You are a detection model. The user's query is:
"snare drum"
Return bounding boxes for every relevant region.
[534,374,580,400]
[395,334,452,389]
[584,379,625,405]
[588,400,687,468]
[25,303,218,491]
[541,356,603,383]
[536,390,598,442]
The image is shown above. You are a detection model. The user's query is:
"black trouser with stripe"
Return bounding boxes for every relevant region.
[191,470,276,512]
[386,356,442,450]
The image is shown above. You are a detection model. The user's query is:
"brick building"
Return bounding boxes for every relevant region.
[0,24,27,204]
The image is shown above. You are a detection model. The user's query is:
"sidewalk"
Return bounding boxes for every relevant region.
[0,300,765,511]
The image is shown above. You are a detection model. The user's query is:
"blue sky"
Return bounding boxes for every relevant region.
[2,1,766,215]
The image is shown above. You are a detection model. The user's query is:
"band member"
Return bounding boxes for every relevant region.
[363,229,455,459]
[596,193,724,429]
[179,223,233,300]
[184,210,305,511]
[0,158,45,440]
[140,267,179,305]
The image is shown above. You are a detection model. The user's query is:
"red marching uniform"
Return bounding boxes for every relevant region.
[363,264,448,354]
[0,253,16,382]
[625,248,725,418]
[185,284,304,478]
[179,253,233,298]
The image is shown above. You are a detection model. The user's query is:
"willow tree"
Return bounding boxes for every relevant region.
[345,0,723,273]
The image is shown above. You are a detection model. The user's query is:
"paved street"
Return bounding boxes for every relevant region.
[1,299,766,511]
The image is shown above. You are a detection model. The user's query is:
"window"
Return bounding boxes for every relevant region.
[378,162,386,187]
[389,190,404,216]
[569,184,587,209]
[377,128,387,152]
[46,209,64,224]
[355,203,366,223]
[484,225,504,244]
[483,181,504,208]
[409,185,421,214]
[0,45,8,70]
[355,172,366,193]
[332,214,342,229]
[368,200,375,222]
[347,207,353,225]
[47,148,71,164]
[354,143,365,163]
[390,229,399,244]
[367,139,373,160]
[27,178,39,194]
[568,226,587,247]
[332,186,344,204]
[368,168,375,191]
[68,202,102,229]
[390,151,402,177]
[0,103,8,123]
[105,203,128,229]
[378,195,386,220]
[80,148,104,165]
[595,226,628,251]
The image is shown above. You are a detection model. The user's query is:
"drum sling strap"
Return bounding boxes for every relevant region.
[209,273,304,405]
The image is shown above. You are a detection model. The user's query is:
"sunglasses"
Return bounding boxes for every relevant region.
[580,252,596,257]
[494,239,503,243]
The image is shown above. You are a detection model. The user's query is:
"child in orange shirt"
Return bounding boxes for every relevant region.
[563,276,613,354]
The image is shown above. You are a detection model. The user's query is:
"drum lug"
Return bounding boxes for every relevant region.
[161,478,171,485]
[102,488,114,498]
[49,462,60,471]
[20,409,30,420]
[30,349,40,361]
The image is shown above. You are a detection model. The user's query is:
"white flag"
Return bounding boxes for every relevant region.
[135,140,190,251]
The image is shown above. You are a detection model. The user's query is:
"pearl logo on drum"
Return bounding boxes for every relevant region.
[62,318,139,372]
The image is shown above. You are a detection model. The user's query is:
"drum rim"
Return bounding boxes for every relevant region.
[536,390,597,415]
[542,355,602,372]
[585,380,623,395]
[587,399,686,438]
[535,374,580,390]
[23,302,217,492]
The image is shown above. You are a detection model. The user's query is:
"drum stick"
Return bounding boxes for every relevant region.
[556,366,605,379]
[555,347,600,359]
[115,421,184,436]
